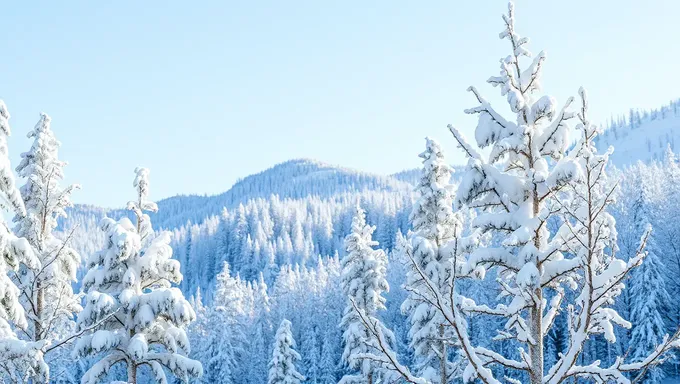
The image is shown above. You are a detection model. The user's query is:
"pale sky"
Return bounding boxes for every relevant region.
[1,0,678,206]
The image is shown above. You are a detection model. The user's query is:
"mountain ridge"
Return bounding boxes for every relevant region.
[64,157,419,231]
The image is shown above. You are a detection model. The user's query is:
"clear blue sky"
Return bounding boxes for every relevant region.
[1,1,678,207]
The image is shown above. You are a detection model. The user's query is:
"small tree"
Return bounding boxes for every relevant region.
[401,137,462,383]
[339,205,391,384]
[0,100,48,383]
[75,167,202,384]
[268,319,305,384]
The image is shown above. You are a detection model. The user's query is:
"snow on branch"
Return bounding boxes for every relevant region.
[350,299,429,384]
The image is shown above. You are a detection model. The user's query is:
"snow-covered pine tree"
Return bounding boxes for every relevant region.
[198,261,246,384]
[401,137,462,383]
[628,184,670,383]
[658,146,680,329]
[188,288,207,347]
[339,205,391,384]
[0,100,49,383]
[243,272,272,384]
[301,325,320,383]
[74,167,202,384]
[268,319,305,384]
[13,113,81,359]
[319,329,339,384]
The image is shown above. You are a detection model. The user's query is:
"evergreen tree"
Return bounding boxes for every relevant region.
[75,168,202,384]
[268,319,305,384]
[13,113,81,360]
[197,262,246,384]
[319,329,339,384]
[339,205,391,384]
[401,137,459,383]
[0,99,48,383]
[301,325,320,383]
[629,185,671,383]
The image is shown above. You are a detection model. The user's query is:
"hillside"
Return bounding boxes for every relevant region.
[61,99,680,290]
[596,99,680,167]
[64,158,415,231]
[60,158,419,286]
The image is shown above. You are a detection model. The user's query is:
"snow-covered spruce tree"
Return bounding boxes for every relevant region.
[302,325,320,383]
[0,100,48,383]
[339,205,391,384]
[401,137,466,383]
[268,319,305,384]
[13,113,81,358]
[197,261,246,384]
[442,3,680,382]
[242,272,272,384]
[628,184,670,383]
[74,167,202,384]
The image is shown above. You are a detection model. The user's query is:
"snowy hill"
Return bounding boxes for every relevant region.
[64,158,415,231]
[596,99,680,167]
[61,158,419,290]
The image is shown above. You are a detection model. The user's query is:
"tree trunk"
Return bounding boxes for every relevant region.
[439,323,447,384]
[34,280,44,341]
[529,289,543,384]
[529,188,544,384]
[127,362,137,384]
[367,372,373,384]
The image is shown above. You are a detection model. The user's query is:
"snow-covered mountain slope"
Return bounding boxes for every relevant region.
[61,158,420,288]
[596,100,680,167]
[63,93,680,238]
[63,158,415,231]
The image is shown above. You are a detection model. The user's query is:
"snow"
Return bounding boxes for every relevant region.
[597,99,680,168]
[5,2,680,383]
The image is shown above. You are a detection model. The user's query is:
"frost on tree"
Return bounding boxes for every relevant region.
[338,139,476,384]
[13,113,81,356]
[400,137,470,383]
[268,319,305,384]
[0,100,49,383]
[193,262,247,384]
[352,3,680,384]
[628,183,670,384]
[339,205,391,384]
[74,168,202,384]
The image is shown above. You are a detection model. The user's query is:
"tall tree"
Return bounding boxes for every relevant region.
[268,319,305,384]
[351,3,680,384]
[0,100,48,383]
[445,3,679,380]
[75,168,202,384]
[13,113,81,356]
[339,205,391,384]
